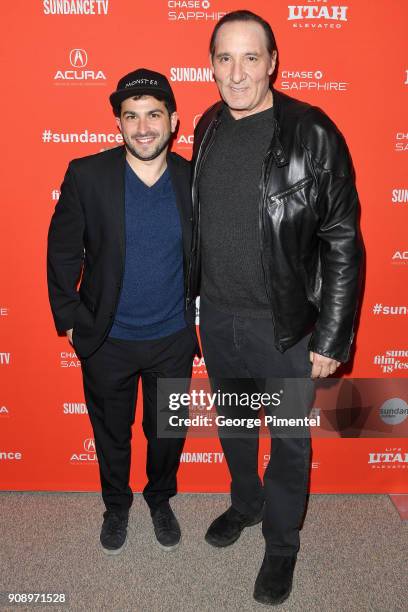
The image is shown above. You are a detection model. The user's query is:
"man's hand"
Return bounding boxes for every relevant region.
[66,328,73,345]
[309,351,340,378]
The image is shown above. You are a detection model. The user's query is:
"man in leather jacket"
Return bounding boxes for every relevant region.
[188,10,363,606]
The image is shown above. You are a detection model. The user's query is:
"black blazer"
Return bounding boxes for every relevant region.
[47,145,198,359]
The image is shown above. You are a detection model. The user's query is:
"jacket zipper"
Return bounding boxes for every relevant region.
[258,150,283,350]
[268,177,313,203]
[186,118,219,307]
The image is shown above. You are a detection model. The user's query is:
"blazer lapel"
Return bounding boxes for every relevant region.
[105,146,126,268]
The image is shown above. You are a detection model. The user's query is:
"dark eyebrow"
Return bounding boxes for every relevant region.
[123,108,164,117]
[215,51,260,58]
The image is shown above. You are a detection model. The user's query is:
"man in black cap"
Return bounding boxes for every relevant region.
[47,68,199,554]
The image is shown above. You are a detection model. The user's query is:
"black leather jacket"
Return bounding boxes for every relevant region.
[187,88,363,362]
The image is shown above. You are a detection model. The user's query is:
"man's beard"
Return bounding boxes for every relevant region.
[124,131,172,162]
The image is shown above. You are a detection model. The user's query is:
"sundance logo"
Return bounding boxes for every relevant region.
[180,452,223,463]
[288,3,348,28]
[391,188,408,204]
[0,450,22,460]
[43,1,109,15]
[63,402,88,415]
[170,67,214,82]
[70,438,98,463]
[379,398,408,426]
[0,353,10,365]
[54,49,107,83]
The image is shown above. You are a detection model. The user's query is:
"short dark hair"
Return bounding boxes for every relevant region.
[113,94,174,118]
[209,10,278,58]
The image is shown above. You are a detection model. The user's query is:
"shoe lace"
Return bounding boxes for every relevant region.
[156,510,172,530]
[105,513,125,534]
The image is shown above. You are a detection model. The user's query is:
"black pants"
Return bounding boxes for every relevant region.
[200,298,314,556]
[80,326,196,515]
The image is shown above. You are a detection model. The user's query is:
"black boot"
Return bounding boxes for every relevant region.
[205,505,263,547]
[253,553,297,605]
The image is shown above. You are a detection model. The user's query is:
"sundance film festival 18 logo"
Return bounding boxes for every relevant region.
[54,49,107,83]
[288,1,348,29]
[373,350,408,374]
[168,1,226,22]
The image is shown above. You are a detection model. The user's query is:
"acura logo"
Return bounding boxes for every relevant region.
[70,49,88,68]
[83,438,96,452]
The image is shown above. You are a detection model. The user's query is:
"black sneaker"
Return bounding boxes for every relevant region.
[151,503,181,551]
[205,505,263,548]
[253,553,297,605]
[100,510,128,555]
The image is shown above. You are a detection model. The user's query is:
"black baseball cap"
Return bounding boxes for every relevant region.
[109,68,176,113]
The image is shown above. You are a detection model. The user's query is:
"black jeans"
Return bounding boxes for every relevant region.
[80,326,196,515]
[200,298,314,556]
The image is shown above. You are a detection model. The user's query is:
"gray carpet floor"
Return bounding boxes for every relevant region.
[0,493,407,612]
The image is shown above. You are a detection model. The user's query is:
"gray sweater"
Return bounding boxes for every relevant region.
[199,103,275,317]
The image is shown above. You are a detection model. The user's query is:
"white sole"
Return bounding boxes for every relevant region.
[101,533,128,555]
[156,536,181,551]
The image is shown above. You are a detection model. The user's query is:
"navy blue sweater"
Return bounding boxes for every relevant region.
[109,162,186,340]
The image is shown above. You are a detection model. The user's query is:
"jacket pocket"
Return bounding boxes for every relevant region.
[268,177,313,204]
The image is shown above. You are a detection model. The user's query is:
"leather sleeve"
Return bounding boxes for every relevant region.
[47,162,85,333]
[302,111,364,362]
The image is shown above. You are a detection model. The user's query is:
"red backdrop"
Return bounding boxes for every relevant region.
[1,0,407,493]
